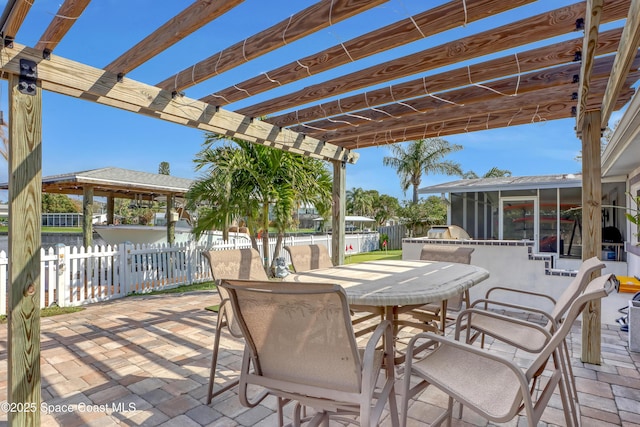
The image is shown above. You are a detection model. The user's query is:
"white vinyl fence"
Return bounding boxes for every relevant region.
[0,233,379,315]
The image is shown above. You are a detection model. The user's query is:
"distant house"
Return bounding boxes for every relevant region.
[418,173,626,262]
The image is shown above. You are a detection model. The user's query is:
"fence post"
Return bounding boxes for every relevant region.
[187,241,195,284]
[119,243,132,295]
[55,243,70,307]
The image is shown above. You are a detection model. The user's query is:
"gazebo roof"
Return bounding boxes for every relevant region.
[1,167,193,200]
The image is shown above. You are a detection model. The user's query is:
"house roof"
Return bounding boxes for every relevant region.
[0,167,194,200]
[418,173,583,194]
[602,90,640,178]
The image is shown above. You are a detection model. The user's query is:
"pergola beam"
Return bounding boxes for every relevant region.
[156,0,389,92]
[239,0,630,118]
[576,0,605,135]
[105,0,245,75]
[34,0,91,53]
[324,72,638,145]
[0,43,357,164]
[269,27,626,130]
[328,88,635,149]
[297,56,640,140]
[204,0,535,106]
[0,0,32,41]
[601,0,640,126]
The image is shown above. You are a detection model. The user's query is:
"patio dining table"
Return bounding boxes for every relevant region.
[284,259,490,362]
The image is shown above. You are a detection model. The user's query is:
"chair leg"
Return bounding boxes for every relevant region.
[439,300,448,334]
[207,315,227,404]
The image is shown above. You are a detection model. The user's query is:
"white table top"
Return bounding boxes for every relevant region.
[284,259,490,307]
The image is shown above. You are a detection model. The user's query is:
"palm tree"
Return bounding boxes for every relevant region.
[0,112,8,161]
[186,143,251,242]
[158,161,170,175]
[347,187,374,217]
[464,167,512,179]
[187,133,332,269]
[383,138,463,203]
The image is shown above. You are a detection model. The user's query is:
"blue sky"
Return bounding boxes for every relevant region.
[0,0,629,203]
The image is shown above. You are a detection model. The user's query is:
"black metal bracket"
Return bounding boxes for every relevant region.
[575,18,585,31]
[18,59,37,96]
[573,51,582,62]
[43,48,51,60]
[573,74,580,84]
[571,106,577,117]
[571,92,578,101]
[2,35,13,48]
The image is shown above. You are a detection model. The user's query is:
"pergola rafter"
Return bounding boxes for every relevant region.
[236,0,630,120]
[269,27,626,130]
[202,0,536,107]
[155,0,389,92]
[292,55,640,140]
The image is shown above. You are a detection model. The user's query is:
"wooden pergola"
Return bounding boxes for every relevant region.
[1,0,639,424]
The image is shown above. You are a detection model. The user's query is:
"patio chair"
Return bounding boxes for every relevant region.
[400,273,616,427]
[405,245,475,333]
[456,256,606,411]
[283,244,334,272]
[219,279,399,427]
[284,244,382,336]
[202,248,269,405]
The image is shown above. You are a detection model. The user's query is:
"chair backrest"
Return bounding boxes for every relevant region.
[420,244,474,264]
[526,273,615,381]
[203,248,268,282]
[549,256,606,323]
[284,244,334,272]
[202,249,268,337]
[219,279,363,394]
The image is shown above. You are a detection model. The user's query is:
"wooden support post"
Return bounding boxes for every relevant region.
[83,185,93,248]
[581,109,603,364]
[331,159,346,266]
[167,193,175,244]
[106,195,114,225]
[7,72,42,426]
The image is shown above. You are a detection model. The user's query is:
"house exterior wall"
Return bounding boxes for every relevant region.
[402,238,628,323]
[626,167,640,277]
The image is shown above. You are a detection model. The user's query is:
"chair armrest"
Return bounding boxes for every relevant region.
[482,286,557,306]
[362,319,393,396]
[467,298,556,325]
[454,307,552,341]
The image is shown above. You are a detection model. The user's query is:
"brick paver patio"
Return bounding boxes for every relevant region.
[1,289,639,426]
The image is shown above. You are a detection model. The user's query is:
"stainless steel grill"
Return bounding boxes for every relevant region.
[426,225,471,240]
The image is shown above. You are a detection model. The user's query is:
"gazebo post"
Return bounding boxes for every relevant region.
[7,71,42,426]
[580,110,604,364]
[107,194,115,225]
[83,185,94,247]
[167,193,175,244]
[331,159,346,266]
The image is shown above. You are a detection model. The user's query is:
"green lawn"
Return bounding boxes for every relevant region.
[127,281,216,296]
[0,305,85,323]
[345,249,402,264]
